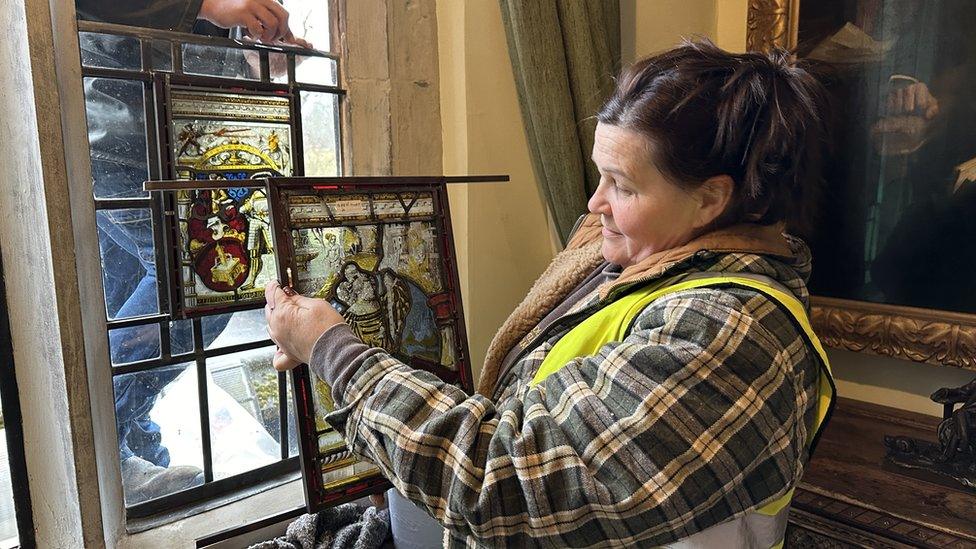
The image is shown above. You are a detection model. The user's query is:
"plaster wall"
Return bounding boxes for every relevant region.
[436,0,556,380]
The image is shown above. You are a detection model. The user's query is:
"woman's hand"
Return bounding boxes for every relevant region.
[264,281,345,371]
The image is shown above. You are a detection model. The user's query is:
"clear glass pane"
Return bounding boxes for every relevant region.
[109,325,161,366]
[286,378,299,457]
[96,209,159,320]
[84,78,150,199]
[300,91,340,176]
[296,56,337,86]
[148,39,173,72]
[115,363,203,506]
[79,32,141,70]
[169,319,194,356]
[269,54,337,85]
[182,44,255,80]
[0,393,19,547]
[282,0,330,51]
[206,346,280,480]
[204,309,268,350]
[269,52,289,83]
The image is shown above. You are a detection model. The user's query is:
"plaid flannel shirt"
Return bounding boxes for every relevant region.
[320,236,820,548]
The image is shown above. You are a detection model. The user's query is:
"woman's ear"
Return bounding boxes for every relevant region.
[694,174,735,229]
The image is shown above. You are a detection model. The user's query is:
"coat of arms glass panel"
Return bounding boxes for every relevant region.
[162,87,293,316]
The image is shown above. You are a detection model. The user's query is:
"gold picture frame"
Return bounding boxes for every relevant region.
[746,1,976,370]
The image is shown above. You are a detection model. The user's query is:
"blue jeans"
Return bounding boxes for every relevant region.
[95,160,230,466]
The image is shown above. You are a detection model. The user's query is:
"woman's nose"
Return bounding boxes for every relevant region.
[588,182,609,214]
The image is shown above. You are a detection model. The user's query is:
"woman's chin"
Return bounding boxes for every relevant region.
[601,243,629,267]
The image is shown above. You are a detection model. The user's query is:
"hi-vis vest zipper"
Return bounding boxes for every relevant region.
[530,272,836,549]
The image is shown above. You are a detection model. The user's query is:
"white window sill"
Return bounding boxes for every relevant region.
[121,474,304,546]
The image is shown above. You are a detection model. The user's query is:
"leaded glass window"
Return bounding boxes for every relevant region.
[77,14,343,517]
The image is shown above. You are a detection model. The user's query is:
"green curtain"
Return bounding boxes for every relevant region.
[499,0,620,245]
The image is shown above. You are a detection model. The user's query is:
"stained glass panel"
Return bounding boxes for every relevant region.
[169,89,293,180]
[162,88,294,315]
[268,179,471,511]
[282,191,457,371]
[169,186,276,314]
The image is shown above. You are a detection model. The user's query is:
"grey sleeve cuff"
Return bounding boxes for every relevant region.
[308,323,381,401]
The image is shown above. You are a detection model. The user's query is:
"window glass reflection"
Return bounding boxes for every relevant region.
[300,91,340,176]
[114,363,203,505]
[84,78,150,199]
[95,209,159,321]
[206,346,279,479]
[79,32,141,70]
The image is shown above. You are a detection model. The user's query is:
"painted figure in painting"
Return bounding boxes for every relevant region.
[241,190,273,290]
[800,0,976,313]
[335,262,388,348]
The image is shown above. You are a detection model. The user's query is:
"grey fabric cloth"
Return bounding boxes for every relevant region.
[498,0,620,244]
[250,504,392,549]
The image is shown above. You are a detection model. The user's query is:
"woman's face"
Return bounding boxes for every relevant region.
[588,123,705,267]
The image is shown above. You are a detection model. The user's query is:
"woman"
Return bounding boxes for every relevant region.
[266,40,836,548]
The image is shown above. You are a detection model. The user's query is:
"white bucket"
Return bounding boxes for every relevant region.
[388,488,445,549]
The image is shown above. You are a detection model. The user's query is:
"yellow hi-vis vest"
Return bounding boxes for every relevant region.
[530,273,836,549]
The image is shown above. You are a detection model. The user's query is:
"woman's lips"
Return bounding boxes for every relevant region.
[602,226,621,238]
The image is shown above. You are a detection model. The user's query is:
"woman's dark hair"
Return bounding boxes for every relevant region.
[598,39,828,233]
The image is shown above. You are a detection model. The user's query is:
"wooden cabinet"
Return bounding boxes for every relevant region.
[788,398,976,548]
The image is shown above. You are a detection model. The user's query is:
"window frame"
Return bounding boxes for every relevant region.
[76,18,346,521]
